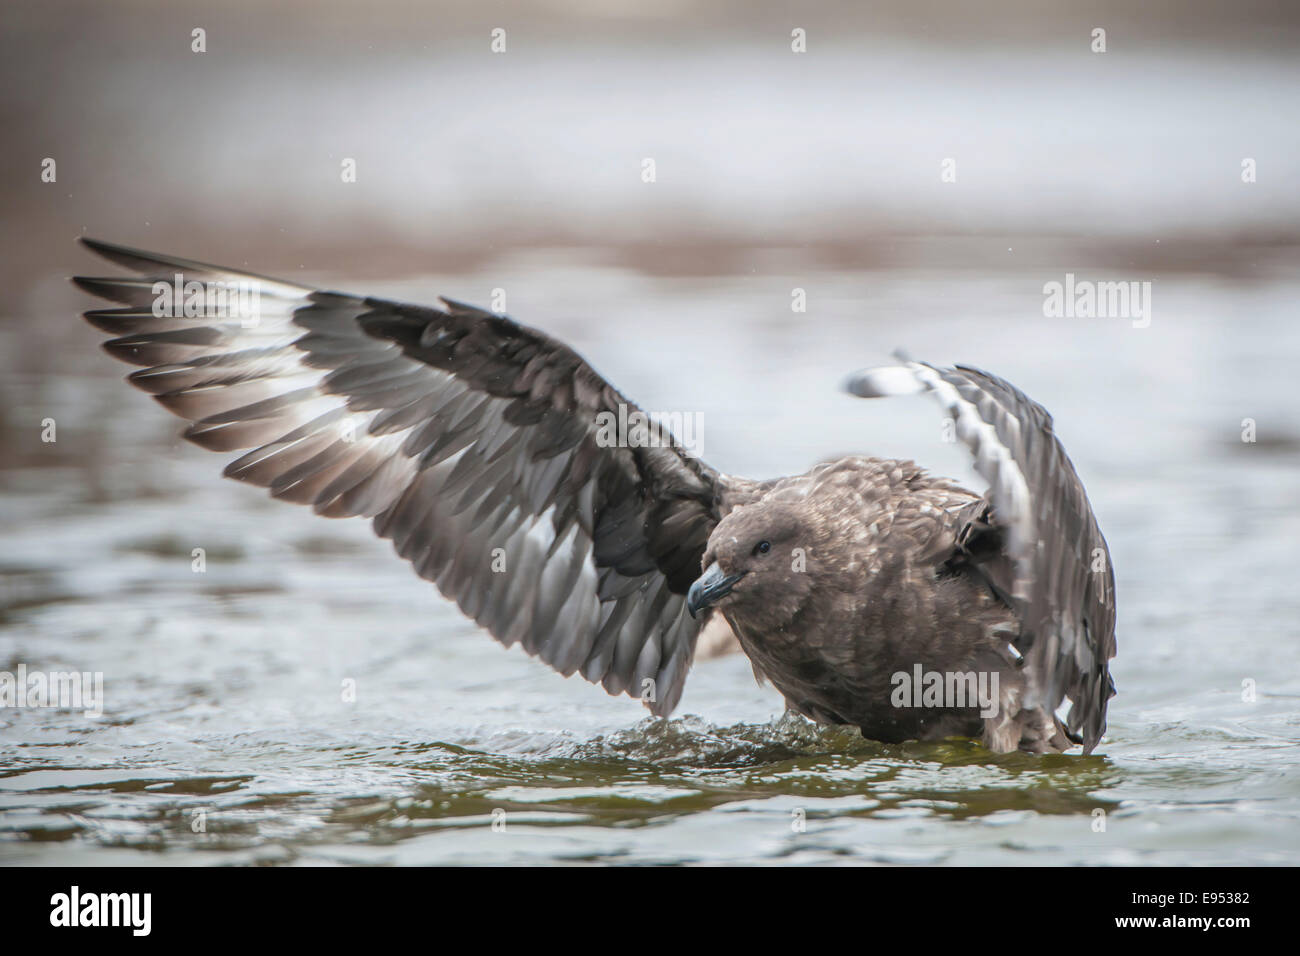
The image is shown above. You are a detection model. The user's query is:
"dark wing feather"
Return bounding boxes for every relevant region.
[845,356,1117,754]
[75,238,726,715]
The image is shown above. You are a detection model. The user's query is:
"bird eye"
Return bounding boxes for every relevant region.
[754,540,771,555]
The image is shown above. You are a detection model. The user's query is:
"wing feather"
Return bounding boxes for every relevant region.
[846,355,1117,753]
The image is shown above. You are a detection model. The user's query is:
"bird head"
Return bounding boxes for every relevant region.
[688,500,815,627]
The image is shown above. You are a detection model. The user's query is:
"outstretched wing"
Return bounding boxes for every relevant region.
[845,356,1117,754]
[74,238,726,715]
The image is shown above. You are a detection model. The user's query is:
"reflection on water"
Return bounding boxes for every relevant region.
[2,260,1299,865]
[1,714,1124,865]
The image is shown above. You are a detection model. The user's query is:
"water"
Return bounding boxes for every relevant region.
[2,257,1298,865]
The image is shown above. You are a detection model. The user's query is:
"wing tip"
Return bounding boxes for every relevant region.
[73,274,151,307]
[74,236,319,299]
[842,365,926,398]
[79,235,115,255]
[77,236,156,271]
[71,273,120,293]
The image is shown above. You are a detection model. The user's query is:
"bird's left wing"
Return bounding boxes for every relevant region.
[845,356,1117,754]
[74,238,728,715]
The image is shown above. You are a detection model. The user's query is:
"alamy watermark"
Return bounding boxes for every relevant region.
[890,664,999,719]
[49,886,150,936]
[0,664,103,717]
[594,403,704,457]
[151,273,261,327]
[1043,272,1151,328]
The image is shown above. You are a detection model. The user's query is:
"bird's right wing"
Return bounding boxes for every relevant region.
[845,357,1117,754]
[75,238,729,716]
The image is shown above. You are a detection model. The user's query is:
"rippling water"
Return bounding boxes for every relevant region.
[2,260,1298,865]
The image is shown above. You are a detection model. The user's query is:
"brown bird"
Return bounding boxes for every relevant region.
[74,239,1116,754]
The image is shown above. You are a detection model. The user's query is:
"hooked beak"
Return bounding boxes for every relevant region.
[687,562,745,619]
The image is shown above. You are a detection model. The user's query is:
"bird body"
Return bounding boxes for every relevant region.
[74,239,1116,755]
[701,458,1071,751]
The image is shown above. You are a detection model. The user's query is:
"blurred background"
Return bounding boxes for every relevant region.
[1,1,1298,865]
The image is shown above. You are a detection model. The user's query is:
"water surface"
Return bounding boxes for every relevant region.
[2,261,1298,865]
